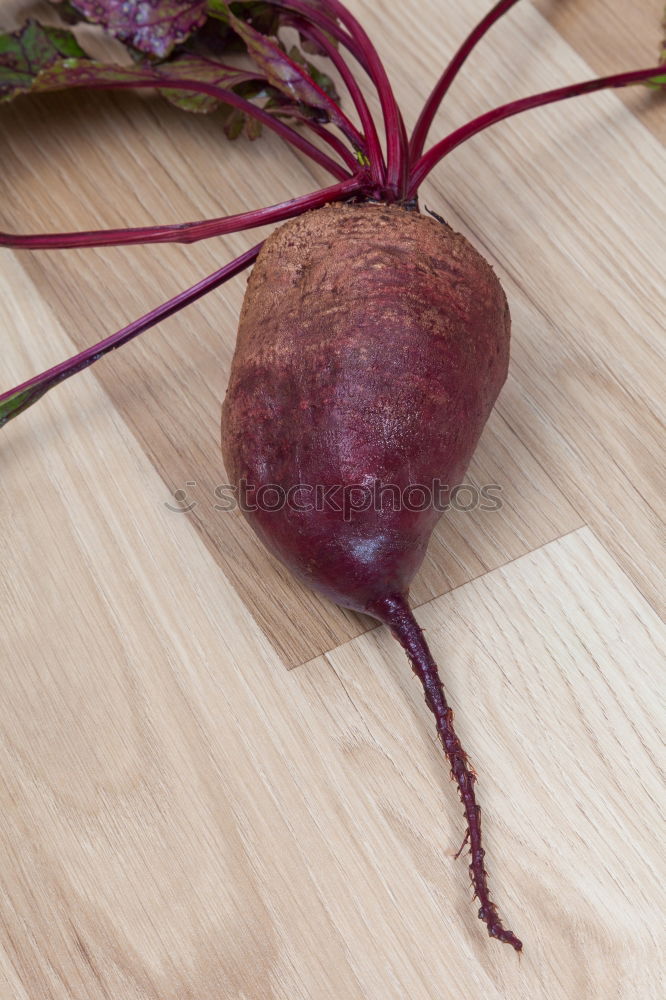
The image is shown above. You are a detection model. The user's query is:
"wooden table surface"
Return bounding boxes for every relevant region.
[1,1,665,997]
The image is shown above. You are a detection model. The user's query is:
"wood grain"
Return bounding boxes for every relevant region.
[532,0,666,142]
[1,1,665,997]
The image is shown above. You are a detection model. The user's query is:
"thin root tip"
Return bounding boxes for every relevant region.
[490,926,523,951]
[481,906,522,951]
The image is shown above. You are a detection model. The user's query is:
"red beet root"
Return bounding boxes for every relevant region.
[221,201,520,948]
[222,203,510,610]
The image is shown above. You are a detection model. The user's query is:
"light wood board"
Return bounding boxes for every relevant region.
[1,1,665,997]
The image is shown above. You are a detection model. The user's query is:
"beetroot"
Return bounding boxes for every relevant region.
[2,0,664,955]
[221,199,517,944]
[222,202,509,612]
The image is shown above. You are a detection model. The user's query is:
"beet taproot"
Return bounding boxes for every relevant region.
[222,202,509,610]
[221,200,519,947]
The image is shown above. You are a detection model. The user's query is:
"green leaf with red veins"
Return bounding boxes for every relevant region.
[37,58,163,94]
[0,21,264,113]
[0,37,162,102]
[59,0,208,59]
[157,54,263,111]
[244,112,262,139]
[224,6,344,125]
[223,105,245,139]
[0,20,87,99]
[288,44,338,102]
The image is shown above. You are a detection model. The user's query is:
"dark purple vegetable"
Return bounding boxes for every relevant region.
[222,200,516,945]
[222,202,509,619]
[1,0,664,952]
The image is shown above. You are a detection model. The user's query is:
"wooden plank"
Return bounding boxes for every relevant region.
[1,7,664,992]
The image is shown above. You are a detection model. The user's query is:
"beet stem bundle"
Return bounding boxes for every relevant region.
[1,0,664,954]
[283,14,384,183]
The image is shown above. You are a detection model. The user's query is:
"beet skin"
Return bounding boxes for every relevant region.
[221,201,520,950]
[221,202,510,612]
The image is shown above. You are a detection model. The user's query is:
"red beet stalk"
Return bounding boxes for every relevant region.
[0,178,364,251]
[0,243,262,426]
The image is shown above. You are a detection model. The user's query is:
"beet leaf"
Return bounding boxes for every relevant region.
[225,5,358,143]
[286,43,339,102]
[51,0,208,59]
[0,19,86,100]
[0,28,254,113]
[0,4,361,169]
[154,54,264,112]
[0,16,352,174]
